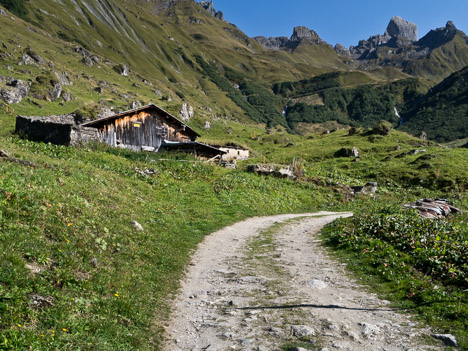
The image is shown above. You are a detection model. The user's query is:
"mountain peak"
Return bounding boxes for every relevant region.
[385,16,418,41]
[200,0,224,20]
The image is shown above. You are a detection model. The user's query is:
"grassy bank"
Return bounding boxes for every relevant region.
[0,134,338,350]
[322,204,468,349]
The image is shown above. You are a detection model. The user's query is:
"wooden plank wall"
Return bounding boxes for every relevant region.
[97,111,193,151]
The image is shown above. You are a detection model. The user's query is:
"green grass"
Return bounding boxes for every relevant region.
[0,133,333,350]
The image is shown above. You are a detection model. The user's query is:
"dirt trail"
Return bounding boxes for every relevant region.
[163,212,444,351]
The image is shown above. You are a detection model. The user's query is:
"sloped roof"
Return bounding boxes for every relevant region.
[82,103,200,137]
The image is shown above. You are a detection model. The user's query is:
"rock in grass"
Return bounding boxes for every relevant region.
[291,325,316,338]
[432,334,457,347]
[131,221,144,231]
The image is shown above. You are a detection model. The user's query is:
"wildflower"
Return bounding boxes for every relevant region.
[67,223,73,227]
[17,324,22,328]
[114,293,119,297]
[66,239,70,243]
[51,330,55,334]
[40,334,45,338]
[62,328,67,332]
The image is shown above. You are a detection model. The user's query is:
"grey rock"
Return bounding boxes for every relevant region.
[113,64,129,76]
[0,9,6,16]
[288,348,308,351]
[81,56,93,67]
[306,279,327,289]
[29,294,55,308]
[62,91,72,102]
[18,53,37,66]
[432,334,457,347]
[255,25,328,51]
[1,86,24,104]
[24,48,46,65]
[54,72,73,86]
[385,16,418,42]
[291,26,325,45]
[179,103,192,121]
[335,43,351,56]
[291,325,316,338]
[204,121,211,130]
[254,36,290,50]
[49,83,62,101]
[131,101,142,109]
[131,221,144,231]
[154,89,162,97]
[200,0,223,20]
[359,322,381,338]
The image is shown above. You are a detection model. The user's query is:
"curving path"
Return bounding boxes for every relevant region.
[163,212,444,351]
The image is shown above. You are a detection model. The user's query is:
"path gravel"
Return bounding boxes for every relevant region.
[163,212,445,351]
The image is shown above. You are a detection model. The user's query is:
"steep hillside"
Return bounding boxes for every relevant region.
[400,66,468,142]
[1,0,467,141]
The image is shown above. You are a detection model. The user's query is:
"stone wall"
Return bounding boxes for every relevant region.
[16,115,99,146]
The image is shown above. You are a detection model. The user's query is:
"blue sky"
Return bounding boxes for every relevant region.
[201,0,468,48]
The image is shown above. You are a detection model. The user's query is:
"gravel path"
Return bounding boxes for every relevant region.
[163,212,445,351]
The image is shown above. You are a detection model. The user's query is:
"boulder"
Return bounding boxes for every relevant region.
[0,80,30,104]
[432,334,457,347]
[334,147,359,158]
[18,53,37,66]
[48,83,62,102]
[204,121,211,130]
[179,103,190,122]
[113,64,129,76]
[372,120,393,135]
[24,48,46,65]
[291,325,316,338]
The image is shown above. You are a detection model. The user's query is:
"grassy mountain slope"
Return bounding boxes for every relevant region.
[1,111,467,349]
[400,66,468,142]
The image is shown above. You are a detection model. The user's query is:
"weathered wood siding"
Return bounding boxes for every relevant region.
[96,111,194,152]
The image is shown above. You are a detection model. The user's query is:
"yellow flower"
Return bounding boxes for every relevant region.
[66,239,70,243]
[114,293,119,297]
[17,324,22,328]
[40,334,45,338]
[67,223,72,227]
[62,328,67,332]
[51,330,55,333]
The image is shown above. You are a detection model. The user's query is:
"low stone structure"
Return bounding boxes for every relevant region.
[219,146,249,161]
[15,115,99,146]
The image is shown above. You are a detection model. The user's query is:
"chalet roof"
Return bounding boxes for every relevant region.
[82,103,201,138]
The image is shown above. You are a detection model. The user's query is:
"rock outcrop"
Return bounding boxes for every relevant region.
[0,78,30,104]
[349,16,417,59]
[385,16,418,42]
[200,0,224,20]
[254,26,328,52]
[253,36,289,51]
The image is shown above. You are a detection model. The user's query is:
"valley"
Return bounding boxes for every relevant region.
[0,0,467,350]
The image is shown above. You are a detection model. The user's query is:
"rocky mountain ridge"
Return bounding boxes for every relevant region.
[254,26,329,52]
